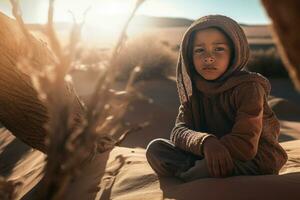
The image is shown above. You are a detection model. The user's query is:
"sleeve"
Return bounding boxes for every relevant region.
[170,102,216,156]
[220,82,265,161]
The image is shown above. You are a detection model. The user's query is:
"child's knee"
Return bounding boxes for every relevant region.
[146,138,171,160]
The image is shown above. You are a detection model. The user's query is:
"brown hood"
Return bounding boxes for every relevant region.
[176,15,270,104]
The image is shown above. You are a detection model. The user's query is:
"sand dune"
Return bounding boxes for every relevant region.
[1,78,300,199]
[1,130,300,199]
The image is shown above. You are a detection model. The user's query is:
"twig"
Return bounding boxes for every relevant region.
[46,0,63,62]
[9,0,32,46]
[86,0,146,117]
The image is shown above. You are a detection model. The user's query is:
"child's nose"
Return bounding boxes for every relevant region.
[204,56,215,64]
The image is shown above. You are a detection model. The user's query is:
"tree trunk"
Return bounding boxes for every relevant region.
[261,0,300,91]
[0,12,83,153]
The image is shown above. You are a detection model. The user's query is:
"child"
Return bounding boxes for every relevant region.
[146,15,288,182]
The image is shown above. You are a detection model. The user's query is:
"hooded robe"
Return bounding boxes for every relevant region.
[171,15,287,174]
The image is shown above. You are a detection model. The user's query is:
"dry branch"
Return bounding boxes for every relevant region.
[1,0,146,198]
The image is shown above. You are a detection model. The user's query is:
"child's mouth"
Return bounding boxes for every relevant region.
[202,67,217,71]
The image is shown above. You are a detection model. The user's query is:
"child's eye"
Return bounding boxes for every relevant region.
[194,48,205,53]
[215,47,225,51]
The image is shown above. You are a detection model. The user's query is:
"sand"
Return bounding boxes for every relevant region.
[0,78,300,200]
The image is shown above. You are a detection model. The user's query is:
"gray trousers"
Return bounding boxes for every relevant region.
[146,138,261,181]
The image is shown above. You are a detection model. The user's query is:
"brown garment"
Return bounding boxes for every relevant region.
[146,138,261,181]
[171,15,287,174]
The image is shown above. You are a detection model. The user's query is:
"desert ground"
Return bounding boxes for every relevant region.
[1,15,300,199]
[1,76,300,200]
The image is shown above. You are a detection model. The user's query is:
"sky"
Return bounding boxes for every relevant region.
[0,0,271,47]
[0,0,270,25]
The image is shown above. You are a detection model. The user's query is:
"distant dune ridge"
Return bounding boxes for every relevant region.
[27,15,275,49]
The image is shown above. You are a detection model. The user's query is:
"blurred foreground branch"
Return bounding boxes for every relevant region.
[9,0,146,199]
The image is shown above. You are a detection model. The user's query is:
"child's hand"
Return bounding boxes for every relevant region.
[203,137,234,178]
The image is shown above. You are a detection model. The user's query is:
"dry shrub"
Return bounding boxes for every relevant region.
[115,35,177,82]
[246,47,289,78]
[6,0,146,199]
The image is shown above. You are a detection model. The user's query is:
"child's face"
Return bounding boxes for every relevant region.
[192,28,232,80]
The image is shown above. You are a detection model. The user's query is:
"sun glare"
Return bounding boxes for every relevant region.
[54,0,150,47]
[53,0,134,22]
[27,0,150,47]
